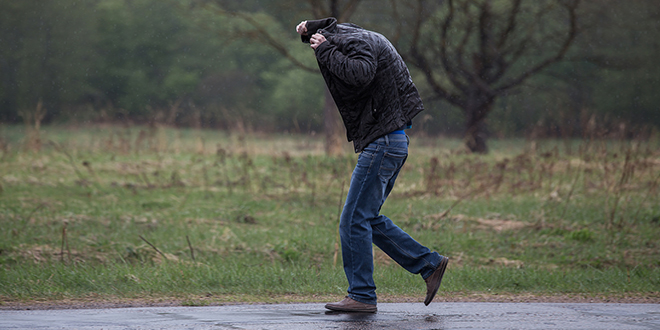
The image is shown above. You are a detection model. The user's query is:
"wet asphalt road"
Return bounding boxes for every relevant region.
[1,302,659,329]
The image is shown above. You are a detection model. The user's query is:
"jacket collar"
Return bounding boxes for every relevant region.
[301,17,337,43]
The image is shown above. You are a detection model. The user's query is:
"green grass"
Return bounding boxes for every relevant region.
[1,124,659,305]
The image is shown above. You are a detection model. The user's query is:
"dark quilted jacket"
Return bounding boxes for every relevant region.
[301,17,424,153]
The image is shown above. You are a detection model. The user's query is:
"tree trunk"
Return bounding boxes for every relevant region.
[323,88,345,155]
[465,120,488,154]
[464,104,490,154]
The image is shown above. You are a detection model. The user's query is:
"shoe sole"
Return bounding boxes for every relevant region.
[424,256,449,306]
[324,304,377,313]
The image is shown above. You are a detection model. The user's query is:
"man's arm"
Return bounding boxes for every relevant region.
[295,18,376,87]
[314,38,377,87]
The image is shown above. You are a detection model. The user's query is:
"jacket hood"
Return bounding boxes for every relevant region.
[300,17,337,43]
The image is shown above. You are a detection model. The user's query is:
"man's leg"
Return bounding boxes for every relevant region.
[370,134,444,280]
[330,134,447,311]
[371,216,443,279]
[336,141,383,306]
[336,134,434,305]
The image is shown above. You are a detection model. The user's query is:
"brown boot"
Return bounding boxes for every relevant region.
[424,256,449,306]
[325,296,377,313]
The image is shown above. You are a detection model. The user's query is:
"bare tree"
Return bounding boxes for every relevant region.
[193,0,363,155]
[395,0,580,153]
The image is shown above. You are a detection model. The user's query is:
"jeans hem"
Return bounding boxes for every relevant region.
[349,294,377,306]
[420,255,445,280]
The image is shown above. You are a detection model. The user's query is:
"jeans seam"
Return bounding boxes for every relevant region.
[374,225,419,261]
[374,224,437,274]
[344,144,379,295]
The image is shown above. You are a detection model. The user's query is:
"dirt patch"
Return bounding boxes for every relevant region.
[423,214,530,232]
[1,292,658,310]
[480,257,525,268]
[474,218,528,232]
[10,244,93,264]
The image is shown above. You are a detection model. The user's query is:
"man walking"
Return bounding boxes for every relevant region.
[296,18,449,313]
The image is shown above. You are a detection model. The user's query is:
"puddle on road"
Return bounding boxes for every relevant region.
[154,308,447,330]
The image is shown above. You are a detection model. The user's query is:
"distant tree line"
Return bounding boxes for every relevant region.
[1,0,658,143]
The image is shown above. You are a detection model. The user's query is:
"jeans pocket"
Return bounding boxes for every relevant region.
[378,150,407,180]
[362,144,378,157]
[357,146,377,169]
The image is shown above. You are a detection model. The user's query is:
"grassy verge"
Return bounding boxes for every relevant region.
[2,262,658,306]
[1,124,659,306]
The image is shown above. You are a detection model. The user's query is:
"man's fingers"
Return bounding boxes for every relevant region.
[311,34,326,43]
[308,33,326,49]
[296,21,307,35]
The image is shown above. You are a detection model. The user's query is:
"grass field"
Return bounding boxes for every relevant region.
[1,124,659,307]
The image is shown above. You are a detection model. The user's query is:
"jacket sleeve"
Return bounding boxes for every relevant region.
[314,38,377,87]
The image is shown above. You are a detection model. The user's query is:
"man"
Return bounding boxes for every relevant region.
[296,17,449,313]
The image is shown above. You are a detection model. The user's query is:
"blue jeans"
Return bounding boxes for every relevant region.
[340,133,443,305]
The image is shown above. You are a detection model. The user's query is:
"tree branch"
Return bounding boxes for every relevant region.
[339,0,362,22]
[308,0,326,18]
[390,0,403,45]
[200,1,319,74]
[496,0,522,49]
[495,0,580,93]
[408,0,463,107]
[440,0,470,94]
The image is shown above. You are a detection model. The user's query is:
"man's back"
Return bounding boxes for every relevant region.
[311,19,424,152]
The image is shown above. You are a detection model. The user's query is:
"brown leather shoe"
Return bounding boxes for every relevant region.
[424,256,449,306]
[325,296,377,313]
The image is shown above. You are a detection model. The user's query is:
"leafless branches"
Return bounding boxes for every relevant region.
[411,0,580,100]
[398,0,581,152]
[193,0,319,73]
[309,0,362,21]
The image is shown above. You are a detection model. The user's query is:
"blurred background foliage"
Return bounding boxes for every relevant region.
[0,0,658,138]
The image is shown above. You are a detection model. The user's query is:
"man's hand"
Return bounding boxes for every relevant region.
[296,21,307,35]
[310,33,326,49]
